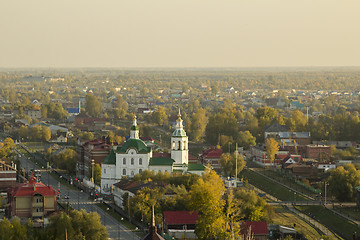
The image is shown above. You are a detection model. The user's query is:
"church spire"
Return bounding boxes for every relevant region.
[130,114,139,139]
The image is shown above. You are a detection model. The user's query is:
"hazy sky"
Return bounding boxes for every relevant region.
[0,0,359,68]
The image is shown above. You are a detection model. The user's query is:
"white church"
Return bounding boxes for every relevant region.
[101,112,207,194]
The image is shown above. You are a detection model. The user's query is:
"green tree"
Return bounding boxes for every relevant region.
[189,171,226,239]
[152,106,168,126]
[0,138,16,162]
[328,163,360,201]
[224,190,241,240]
[236,131,256,150]
[190,108,208,142]
[17,125,29,140]
[85,94,103,117]
[140,125,153,138]
[77,131,94,141]
[47,209,108,240]
[41,126,51,141]
[255,107,279,128]
[265,137,279,166]
[113,96,128,119]
[93,164,101,186]
[234,189,273,222]
[55,149,77,174]
[42,102,68,119]
[131,187,164,224]
[205,111,238,145]
[30,125,42,141]
[220,152,246,177]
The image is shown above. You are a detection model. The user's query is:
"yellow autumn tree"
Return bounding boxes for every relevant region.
[189,171,226,240]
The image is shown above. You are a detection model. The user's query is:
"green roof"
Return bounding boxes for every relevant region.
[103,148,116,164]
[117,139,151,153]
[130,125,139,130]
[187,164,206,171]
[172,129,187,137]
[149,157,175,166]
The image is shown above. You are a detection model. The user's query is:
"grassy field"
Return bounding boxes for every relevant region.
[295,205,360,240]
[333,206,360,222]
[271,206,321,240]
[256,168,319,198]
[239,169,308,201]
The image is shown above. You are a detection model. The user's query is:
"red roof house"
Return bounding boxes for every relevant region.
[200,147,223,172]
[241,221,269,240]
[7,174,57,219]
[163,211,198,230]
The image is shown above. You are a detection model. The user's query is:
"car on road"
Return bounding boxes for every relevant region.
[64,194,70,199]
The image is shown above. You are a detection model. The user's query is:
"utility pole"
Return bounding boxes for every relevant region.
[235,143,238,182]
[324,181,327,206]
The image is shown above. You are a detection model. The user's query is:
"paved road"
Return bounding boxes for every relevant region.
[17,148,140,240]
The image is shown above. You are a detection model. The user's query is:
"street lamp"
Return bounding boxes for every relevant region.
[118,218,124,240]
[104,207,109,226]
[91,159,95,183]
[133,227,138,240]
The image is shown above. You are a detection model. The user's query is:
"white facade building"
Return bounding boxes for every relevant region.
[101,113,206,195]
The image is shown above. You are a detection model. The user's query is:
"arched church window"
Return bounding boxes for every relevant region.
[123,169,126,175]
[139,169,142,174]
[139,158,142,165]
[131,158,134,165]
[123,158,126,165]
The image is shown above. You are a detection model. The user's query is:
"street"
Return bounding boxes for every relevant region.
[17,148,140,240]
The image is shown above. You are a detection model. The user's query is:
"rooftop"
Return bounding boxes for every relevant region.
[149,157,175,166]
[163,211,198,225]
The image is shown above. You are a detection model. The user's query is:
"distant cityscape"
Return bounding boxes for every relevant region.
[0,69,360,239]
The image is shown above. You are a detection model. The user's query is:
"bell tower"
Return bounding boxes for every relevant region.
[171,109,188,164]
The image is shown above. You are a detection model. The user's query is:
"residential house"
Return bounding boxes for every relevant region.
[305,144,331,159]
[284,163,318,180]
[24,110,41,119]
[290,101,304,110]
[200,147,223,172]
[112,179,168,208]
[241,221,269,240]
[317,162,336,171]
[264,123,311,146]
[163,211,198,239]
[7,174,56,219]
[250,145,286,167]
[280,155,302,168]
